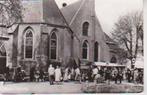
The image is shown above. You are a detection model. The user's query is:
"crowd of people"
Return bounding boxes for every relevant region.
[29,64,144,85]
[89,66,144,84]
[29,64,82,85]
[1,64,143,85]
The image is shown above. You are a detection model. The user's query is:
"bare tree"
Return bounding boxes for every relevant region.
[132,11,143,55]
[112,11,143,68]
[0,0,23,27]
[116,48,128,64]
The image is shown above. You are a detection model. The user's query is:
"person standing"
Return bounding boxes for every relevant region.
[48,64,55,85]
[5,66,10,81]
[67,68,71,81]
[138,70,143,84]
[92,66,98,82]
[75,67,81,82]
[15,67,21,82]
[34,64,40,82]
[71,67,75,81]
[117,69,123,84]
[21,69,26,82]
[126,69,131,82]
[113,69,118,84]
[39,68,45,82]
[134,69,138,83]
[87,66,92,82]
[30,66,35,82]
[34,68,40,82]
[131,70,134,82]
[99,68,104,78]
[55,65,61,84]
[64,67,69,82]
[105,68,111,84]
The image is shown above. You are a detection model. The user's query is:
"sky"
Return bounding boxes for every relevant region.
[55,0,143,36]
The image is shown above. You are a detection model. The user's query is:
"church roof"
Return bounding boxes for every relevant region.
[104,33,120,52]
[104,33,117,45]
[60,0,82,24]
[61,0,114,44]
[22,0,68,26]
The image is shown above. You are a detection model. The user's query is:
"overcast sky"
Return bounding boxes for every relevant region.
[55,0,143,36]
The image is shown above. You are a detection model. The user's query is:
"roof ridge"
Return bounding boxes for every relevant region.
[60,0,83,24]
[61,0,82,9]
[53,0,68,26]
[69,0,85,25]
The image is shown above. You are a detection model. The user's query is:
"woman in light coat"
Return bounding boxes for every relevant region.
[55,66,61,83]
[64,67,69,82]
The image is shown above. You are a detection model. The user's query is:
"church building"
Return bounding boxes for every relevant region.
[0,0,118,74]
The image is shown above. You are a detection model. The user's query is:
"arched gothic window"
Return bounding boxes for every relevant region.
[94,42,99,62]
[24,29,33,59]
[82,41,89,59]
[50,32,57,59]
[82,22,89,36]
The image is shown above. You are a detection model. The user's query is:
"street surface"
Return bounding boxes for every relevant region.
[0,81,143,94]
[0,82,82,94]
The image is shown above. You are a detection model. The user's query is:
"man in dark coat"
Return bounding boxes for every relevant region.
[117,69,123,84]
[113,69,118,84]
[126,69,131,82]
[105,68,111,84]
[5,66,10,81]
[30,66,35,82]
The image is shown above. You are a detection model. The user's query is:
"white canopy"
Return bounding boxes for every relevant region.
[94,62,125,67]
[134,56,144,69]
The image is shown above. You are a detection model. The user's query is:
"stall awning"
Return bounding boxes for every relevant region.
[134,56,144,69]
[94,62,126,67]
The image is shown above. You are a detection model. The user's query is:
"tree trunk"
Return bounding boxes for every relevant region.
[130,31,134,69]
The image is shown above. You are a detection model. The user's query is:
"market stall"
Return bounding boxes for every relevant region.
[94,62,126,68]
[134,56,144,69]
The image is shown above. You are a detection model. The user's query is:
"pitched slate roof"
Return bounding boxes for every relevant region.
[60,0,82,24]
[104,33,120,52]
[61,0,114,44]
[104,33,117,45]
[22,0,68,26]
[42,0,68,26]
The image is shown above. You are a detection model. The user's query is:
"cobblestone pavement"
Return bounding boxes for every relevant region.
[82,81,143,93]
[0,82,82,94]
[0,81,143,94]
